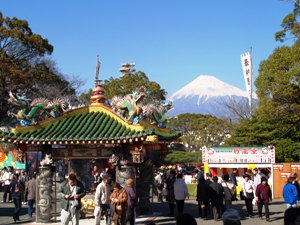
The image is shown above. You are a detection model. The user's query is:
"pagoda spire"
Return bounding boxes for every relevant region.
[120,62,135,77]
[90,56,106,105]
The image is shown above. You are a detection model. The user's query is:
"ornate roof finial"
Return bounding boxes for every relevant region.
[91,55,106,105]
[95,55,101,86]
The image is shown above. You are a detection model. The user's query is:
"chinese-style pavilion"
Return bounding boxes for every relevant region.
[0,62,180,221]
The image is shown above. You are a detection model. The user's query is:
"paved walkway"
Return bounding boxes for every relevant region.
[0,191,287,225]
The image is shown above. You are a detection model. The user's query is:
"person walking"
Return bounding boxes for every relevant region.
[110,182,128,225]
[94,174,111,225]
[165,170,176,216]
[58,173,86,225]
[2,166,13,203]
[283,176,299,209]
[10,174,23,223]
[125,178,136,225]
[196,176,210,220]
[25,173,36,219]
[242,174,255,217]
[174,173,189,216]
[222,174,236,210]
[255,176,272,221]
[19,170,27,205]
[209,176,224,221]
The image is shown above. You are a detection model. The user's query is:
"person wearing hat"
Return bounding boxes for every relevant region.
[58,173,86,225]
[242,174,255,217]
[94,173,111,225]
[222,208,241,225]
[255,176,272,221]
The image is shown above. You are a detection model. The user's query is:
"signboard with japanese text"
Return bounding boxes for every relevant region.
[241,51,253,108]
[202,146,275,164]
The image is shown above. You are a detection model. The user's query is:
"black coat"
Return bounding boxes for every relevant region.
[209,182,224,206]
[197,181,210,203]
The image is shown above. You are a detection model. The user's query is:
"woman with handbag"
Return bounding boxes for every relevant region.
[110,183,128,225]
[242,174,255,217]
[221,174,236,210]
[255,176,272,221]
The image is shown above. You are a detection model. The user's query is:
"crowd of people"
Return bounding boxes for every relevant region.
[0,166,36,222]
[1,163,300,225]
[58,169,137,225]
[153,164,300,224]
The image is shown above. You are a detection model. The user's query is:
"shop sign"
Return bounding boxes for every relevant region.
[202,146,275,164]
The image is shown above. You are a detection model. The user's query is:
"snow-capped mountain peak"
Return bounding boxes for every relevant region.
[170,75,249,100]
[168,75,257,117]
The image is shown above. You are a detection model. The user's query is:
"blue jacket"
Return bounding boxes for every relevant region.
[283,183,298,204]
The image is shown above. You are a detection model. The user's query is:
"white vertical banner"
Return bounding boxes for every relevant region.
[95,55,100,82]
[240,51,252,110]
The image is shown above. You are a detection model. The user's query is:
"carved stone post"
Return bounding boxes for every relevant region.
[116,165,136,187]
[136,158,154,215]
[37,165,54,222]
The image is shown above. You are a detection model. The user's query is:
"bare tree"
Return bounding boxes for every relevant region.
[218,97,252,120]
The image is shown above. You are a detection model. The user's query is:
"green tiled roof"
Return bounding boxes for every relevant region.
[0,106,180,144]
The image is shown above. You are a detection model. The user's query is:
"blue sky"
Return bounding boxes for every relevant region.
[0,1,293,96]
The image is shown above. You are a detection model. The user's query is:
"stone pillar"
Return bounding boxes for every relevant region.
[136,158,154,215]
[116,165,136,187]
[37,165,54,222]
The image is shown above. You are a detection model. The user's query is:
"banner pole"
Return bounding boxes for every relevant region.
[250,47,253,116]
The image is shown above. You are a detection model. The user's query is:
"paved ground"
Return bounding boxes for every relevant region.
[0,191,287,225]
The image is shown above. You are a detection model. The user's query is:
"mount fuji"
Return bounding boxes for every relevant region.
[168,75,258,118]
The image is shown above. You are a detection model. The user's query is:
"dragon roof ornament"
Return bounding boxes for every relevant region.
[110,87,173,127]
[8,91,71,126]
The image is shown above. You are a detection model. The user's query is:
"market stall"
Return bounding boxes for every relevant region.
[202,146,276,197]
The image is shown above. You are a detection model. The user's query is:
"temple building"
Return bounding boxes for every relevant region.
[0,61,179,221]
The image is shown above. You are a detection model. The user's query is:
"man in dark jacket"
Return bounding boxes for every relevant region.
[209,176,224,221]
[196,176,210,219]
[166,170,176,216]
[58,173,86,225]
[25,173,36,218]
[125,178,136,225]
